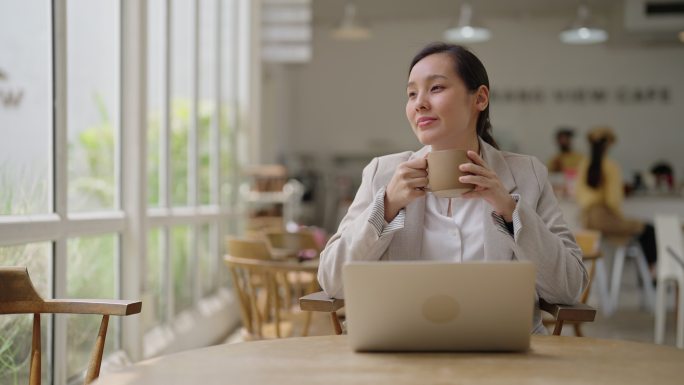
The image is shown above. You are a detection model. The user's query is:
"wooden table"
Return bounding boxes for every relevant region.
[95,335,684,385]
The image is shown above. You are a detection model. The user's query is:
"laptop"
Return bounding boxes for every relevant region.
[342,261,536,352]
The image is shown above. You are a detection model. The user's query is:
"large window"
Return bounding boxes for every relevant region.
[0,0,52,216]
[144,0,241,332]
[0,1,245,384]
[67,0,120,213]
[0,2,53,383]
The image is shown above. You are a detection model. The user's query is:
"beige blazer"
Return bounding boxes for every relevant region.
[318,140,588,334]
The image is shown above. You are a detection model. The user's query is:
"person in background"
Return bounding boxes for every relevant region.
[317,42,587,334]
[548,127,585,173]
[575,126,657,273]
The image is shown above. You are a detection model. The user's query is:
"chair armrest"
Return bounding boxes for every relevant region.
[299,291,344,312]
[42,299,142,316]
[539,298,596,323]
[582,251,602,261]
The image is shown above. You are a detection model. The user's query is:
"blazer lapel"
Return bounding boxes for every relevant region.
[481,140,516,195]
[387,142,518,262]
[480,140,517,261]
[387,146,429,260]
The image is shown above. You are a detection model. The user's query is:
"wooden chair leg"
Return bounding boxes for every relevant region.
[84,314,109,385]
[552,319,564,336]
[281,272,293,310]
[30,313,41,385]
[230,267,254,336]
[581,260,597,304]
[268,273,282,338]
[246,270,263,338]
[331,311,343,335]
[301,280,316,337]
[676,283,680,328]
[573,323,583,337]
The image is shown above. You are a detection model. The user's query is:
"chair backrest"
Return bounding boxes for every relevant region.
[654,214,684,280]
[226,237,273,260]
[263,231,320,253]
[224,238,278,339]
[0,267,141,385]
[0,267,44,309]
[574,229,602,259]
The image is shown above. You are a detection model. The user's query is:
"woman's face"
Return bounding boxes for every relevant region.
[405,52,486,150]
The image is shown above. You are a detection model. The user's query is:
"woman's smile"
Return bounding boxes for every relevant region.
[417,116,439,128]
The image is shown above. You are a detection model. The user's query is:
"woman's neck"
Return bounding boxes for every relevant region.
[466,134,480,154]
[432,132,480,153]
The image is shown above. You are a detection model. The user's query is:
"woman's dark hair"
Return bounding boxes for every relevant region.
[409,42,498,149]
[587,138,609,188]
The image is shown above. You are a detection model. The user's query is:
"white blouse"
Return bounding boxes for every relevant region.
[421,195,485,262]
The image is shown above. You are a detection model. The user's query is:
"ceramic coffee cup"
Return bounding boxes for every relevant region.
[426,149,474,198]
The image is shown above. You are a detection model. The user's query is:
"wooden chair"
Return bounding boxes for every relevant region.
[224,238,318,340]
[263,230,321,256]
[263,230,321,309]
[225,238,279,339]
[301,290,597,337]
[542,230,605,336]
[0,267,142,385]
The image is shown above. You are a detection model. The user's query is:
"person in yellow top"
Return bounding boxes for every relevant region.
[575,126,657,269]
[548,128,585,173]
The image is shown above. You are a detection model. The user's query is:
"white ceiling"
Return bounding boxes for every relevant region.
[312,0,684,45]
[312,0,620,24]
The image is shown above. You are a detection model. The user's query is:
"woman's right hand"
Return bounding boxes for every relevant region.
[384,158,428,222]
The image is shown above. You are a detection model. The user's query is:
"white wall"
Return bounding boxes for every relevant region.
[264,14,684,181]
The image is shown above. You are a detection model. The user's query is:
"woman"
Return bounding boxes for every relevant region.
[318,42,587,334]
[575,126,657,269]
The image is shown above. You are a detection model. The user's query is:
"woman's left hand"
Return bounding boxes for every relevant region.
[459,151,517,222]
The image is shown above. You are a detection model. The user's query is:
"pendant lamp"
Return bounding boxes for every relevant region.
[443,3,491,43]
[332,2,371,41]
[560,4,608,45]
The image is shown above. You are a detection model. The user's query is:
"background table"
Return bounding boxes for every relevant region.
[95,335,684,385]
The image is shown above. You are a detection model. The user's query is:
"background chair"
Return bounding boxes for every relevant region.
[300,291,596,337]
[0,267,142,385]
[605,235,655,315]
[225,238,318,340]
[225,238,285,340]
[263,230,321,257]
[262,230,321,308]
[542,230,605,335]
[574,230,608,332]
[654,214,684,348]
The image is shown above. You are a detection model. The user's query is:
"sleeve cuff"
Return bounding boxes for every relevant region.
[491,194,522,240]
[368,187,405,237]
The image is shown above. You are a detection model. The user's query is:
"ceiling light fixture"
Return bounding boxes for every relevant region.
[443,3,491,43]
[560,4,608,45]
[679,30,684,43]
[332,2,371,41]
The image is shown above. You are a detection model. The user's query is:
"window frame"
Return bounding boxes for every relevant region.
[0,0,247,383]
